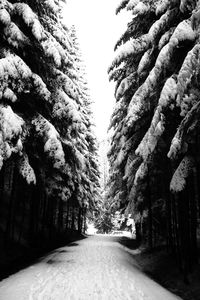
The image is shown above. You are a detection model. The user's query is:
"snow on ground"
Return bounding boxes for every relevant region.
[0,235,182,300]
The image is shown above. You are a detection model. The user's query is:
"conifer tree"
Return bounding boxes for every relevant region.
[108,0,200,277]
[0,0,100,250]
[68,25,101,212]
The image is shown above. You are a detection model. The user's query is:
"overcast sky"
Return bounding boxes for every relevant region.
[63,0,131,141]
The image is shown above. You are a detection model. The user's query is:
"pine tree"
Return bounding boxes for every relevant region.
[68,25,101,212]
[0,0,100,252]
[108,0,200,277]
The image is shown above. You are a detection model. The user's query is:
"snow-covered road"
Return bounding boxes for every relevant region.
[0,235,182,300]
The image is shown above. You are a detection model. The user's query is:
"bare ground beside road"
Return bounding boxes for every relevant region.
[119,237,200,300]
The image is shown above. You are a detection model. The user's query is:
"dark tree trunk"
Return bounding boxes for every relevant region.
[48,196,56,241]
[135,222,142,244]
[82,207,87,233]
[65,202,69,230]
[18,184,31,243]
[167,194,173,252]
[178,188,190,283]
[0,164,5,204]
[40,192,48,240]
[5,162,16,245]
[29,184,40,244]
[71,206,75,230]
[173,194,182,271]
[189,170,198,265]
[147,175,153,250]
[78,207,82,233]
[58,199,64,231]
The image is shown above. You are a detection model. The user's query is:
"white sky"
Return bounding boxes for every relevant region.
[63,0,131,141]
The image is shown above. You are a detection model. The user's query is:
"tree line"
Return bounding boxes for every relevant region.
[0,0,100,260]
[108,0,200,281]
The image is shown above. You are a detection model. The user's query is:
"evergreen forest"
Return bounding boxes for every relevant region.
[107,0,200,284]
[0,0,200,298]
[0,0,100,275]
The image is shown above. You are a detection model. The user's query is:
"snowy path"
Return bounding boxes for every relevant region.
[0,235,182,300]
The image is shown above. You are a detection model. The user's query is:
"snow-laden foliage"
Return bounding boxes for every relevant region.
[168,100,200,160]
[0,2,70,71]
[56,70,79,101]
[3,22,30,48]
[135,110,165,159]
[156,0,171,15]
[0,1,13,12]
[125,43,174,127]
[45,0,60,15]
[116,0,129,14]
[134,161,148,185]
[127,1,150,16]
[180,0,196,13]
[124,155,141,186]
[135,76,177,160]
[177,44,200,104]
[0,0,101,260]
[158,27,175,50]
[106,0,200,282]
[17,154,36,184]
[158,76,178,107]
[170,19,196,43]
[108,8,180,74]
[115,72,136,101]
[168,136,183,160]
[108,34,150,73]
[0,104,23,169]
[67,25,100,209]
[108,0,200,253]
[0,8,11,26]
[170,156,194,192]
[137,48,153,75]
[126,0,140,11]
[52,89,82,123]
[125,19,195,130]
[0,53,50,102]
[156,0,179,16]
[148,8,178,43]
[0,0,100,217]
[13,3,45,41]
[180,91,199,117]
[32,114,65,169]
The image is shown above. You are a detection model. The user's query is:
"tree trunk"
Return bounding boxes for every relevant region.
[178,189,190,283]
[58,199,64,232]
[167,195,173,252]
[135,222,142,244]
[173,194,182,271]
[29,184,40,244]
[82,207,87,233]
[147,175,153,250]
[0,164,5,204]
[48,196,56,241]
[18,185,30,243]
[78,207,82,233]
[40,192,47,240]
[5,162,16,245]
[189,170,198,265]
[71,206,75,230]
[65,202,69,230]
